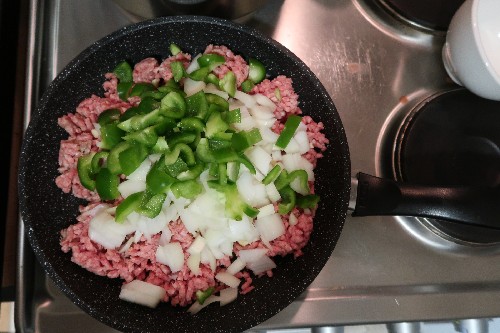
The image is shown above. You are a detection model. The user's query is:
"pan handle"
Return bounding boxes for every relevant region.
[349,172,500,229]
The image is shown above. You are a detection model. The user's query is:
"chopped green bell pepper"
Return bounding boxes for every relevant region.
[77,153,97,191]
[275,115,302,149]
[115,191,143,223]
[95,167,120,201]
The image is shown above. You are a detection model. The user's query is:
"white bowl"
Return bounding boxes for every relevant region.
[442,0,500,100]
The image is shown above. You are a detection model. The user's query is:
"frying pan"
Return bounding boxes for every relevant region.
[17,15,500,333]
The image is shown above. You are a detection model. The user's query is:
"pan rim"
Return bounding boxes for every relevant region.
[18,15,351,333]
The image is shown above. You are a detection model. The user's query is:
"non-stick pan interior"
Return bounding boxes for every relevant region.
[18,16,351,333]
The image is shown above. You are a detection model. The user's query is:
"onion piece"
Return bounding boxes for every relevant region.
[119,280,166,308]
[254,93,276,109]
[215,272,241,288]
[184,78,206,96]
[204,83,229,99]
[156,242,184,273]
[265,183,281,203]
[245,146,272,175]
[188,295,220,314]
[118,179,146,198]
[238,248,268,263]
[186,54,201,74]
[88,210,135,249]
[281,153,314,181]
[289,212,298,226]
[234,90,256,108]
[256,213,285,242]
[219,288,238,306]
[227,258,246,275]
[188,235,206,254]
[187,253,201,276]
[201,246,217,272]
[247,255,276,275]
[127,158,152,181]
[257,204,275,218]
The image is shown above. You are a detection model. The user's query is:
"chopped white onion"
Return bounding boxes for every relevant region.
[256,213,285,242]
[245,146,272,175]
[257,204,275,218]
[188,295,220,314]
[234,90,256,108]
[88,210,135,249]
[119,280,166,308]
[204,83,229,99]
[188,235,206,254]
[200,246,217,272]
[215,272,241,288]
[118,179,146,198]
[187,253,201,276]
[158,228,172,246]
[249,105,274,120]
[228,217,259,245]
[184,78,206,96]
[246,255,276,275]
[156,242,185,273]
[118,236,134,253]
[236,171,269,207]
[254,93,276,109]
[127,158,152,181]
[260,127,279,144]
[281,153,314,181]
[289,212,298,226]
[238,248,268,263]
[265,183,281,202]
[186,54,201,74]
[219,287,238,306]
[226,258,247,275]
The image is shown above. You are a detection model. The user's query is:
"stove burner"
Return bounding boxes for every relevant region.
[376,0,464,31]
[395,89,500,244]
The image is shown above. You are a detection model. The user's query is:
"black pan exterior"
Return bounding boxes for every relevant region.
[18,16,350,333]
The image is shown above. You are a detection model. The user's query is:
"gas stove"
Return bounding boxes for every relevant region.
[16,0,500,332]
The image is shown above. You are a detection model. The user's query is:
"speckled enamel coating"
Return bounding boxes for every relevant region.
[18,16,351,333]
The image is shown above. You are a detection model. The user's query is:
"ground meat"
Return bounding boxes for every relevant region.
[251,75,301,120]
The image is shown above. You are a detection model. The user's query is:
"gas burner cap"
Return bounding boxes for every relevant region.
[395,88,500,244]
[376,0,464,31]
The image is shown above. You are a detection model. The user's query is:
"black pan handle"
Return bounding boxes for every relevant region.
[349,172,500,229]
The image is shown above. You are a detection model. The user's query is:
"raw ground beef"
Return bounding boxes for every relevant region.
[57,44,329,307]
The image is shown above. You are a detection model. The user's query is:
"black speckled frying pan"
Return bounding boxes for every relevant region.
[18,16,351,333]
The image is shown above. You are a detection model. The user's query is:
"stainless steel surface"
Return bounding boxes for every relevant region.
[387,322,421,333]
[17,0,500,332]
[112,0,270,21]
[459,319,489,333]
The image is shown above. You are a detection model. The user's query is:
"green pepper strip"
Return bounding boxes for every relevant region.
[185,90,208,118]
[176,162,205,181]
[274,169,289,190]
[204,73,219,86]
[95,167,120,201]
[117,82,133,101]
[189,67,211,81]
[98,109,121,126]
[91,151,109,174]
[205,111,229,138]
[137,192,167,218]
[119,143,149,176]
[107,141,131,175]
[275,115,302,149]
[224,108,241,124]
[152,136,169,153]
[231,128,262,152]
[77,153,97,191]
[205,93,229,111]
[287,169,310,195]
[241,79,255,93]
[196,287,215,305]
[167,132,197,147]
[146,159,177,194]
[207,181,259,220]
[197,54,225,70]
[100,122,125,150]
[248,58,266,84]
[218,163,228,185]
[169,43,182,55]
[171,179,203,199]
[165,157,189,177]
[118,108,162,132]
[130,83,155,98]
[262,164,282,185]
[219,71,236,98]
[115,191,143,223]
[297,194,320,209]
[170,61,186,82]
[160,91,186,119]
[178,117,205,133]
[278,186,296,215]
[113,61,133,83]
[164,143,196,166]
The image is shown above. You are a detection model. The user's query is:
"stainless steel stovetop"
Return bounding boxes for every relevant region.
[17,0,500,332]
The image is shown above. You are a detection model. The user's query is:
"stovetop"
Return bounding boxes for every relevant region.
[16,0,500,332]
